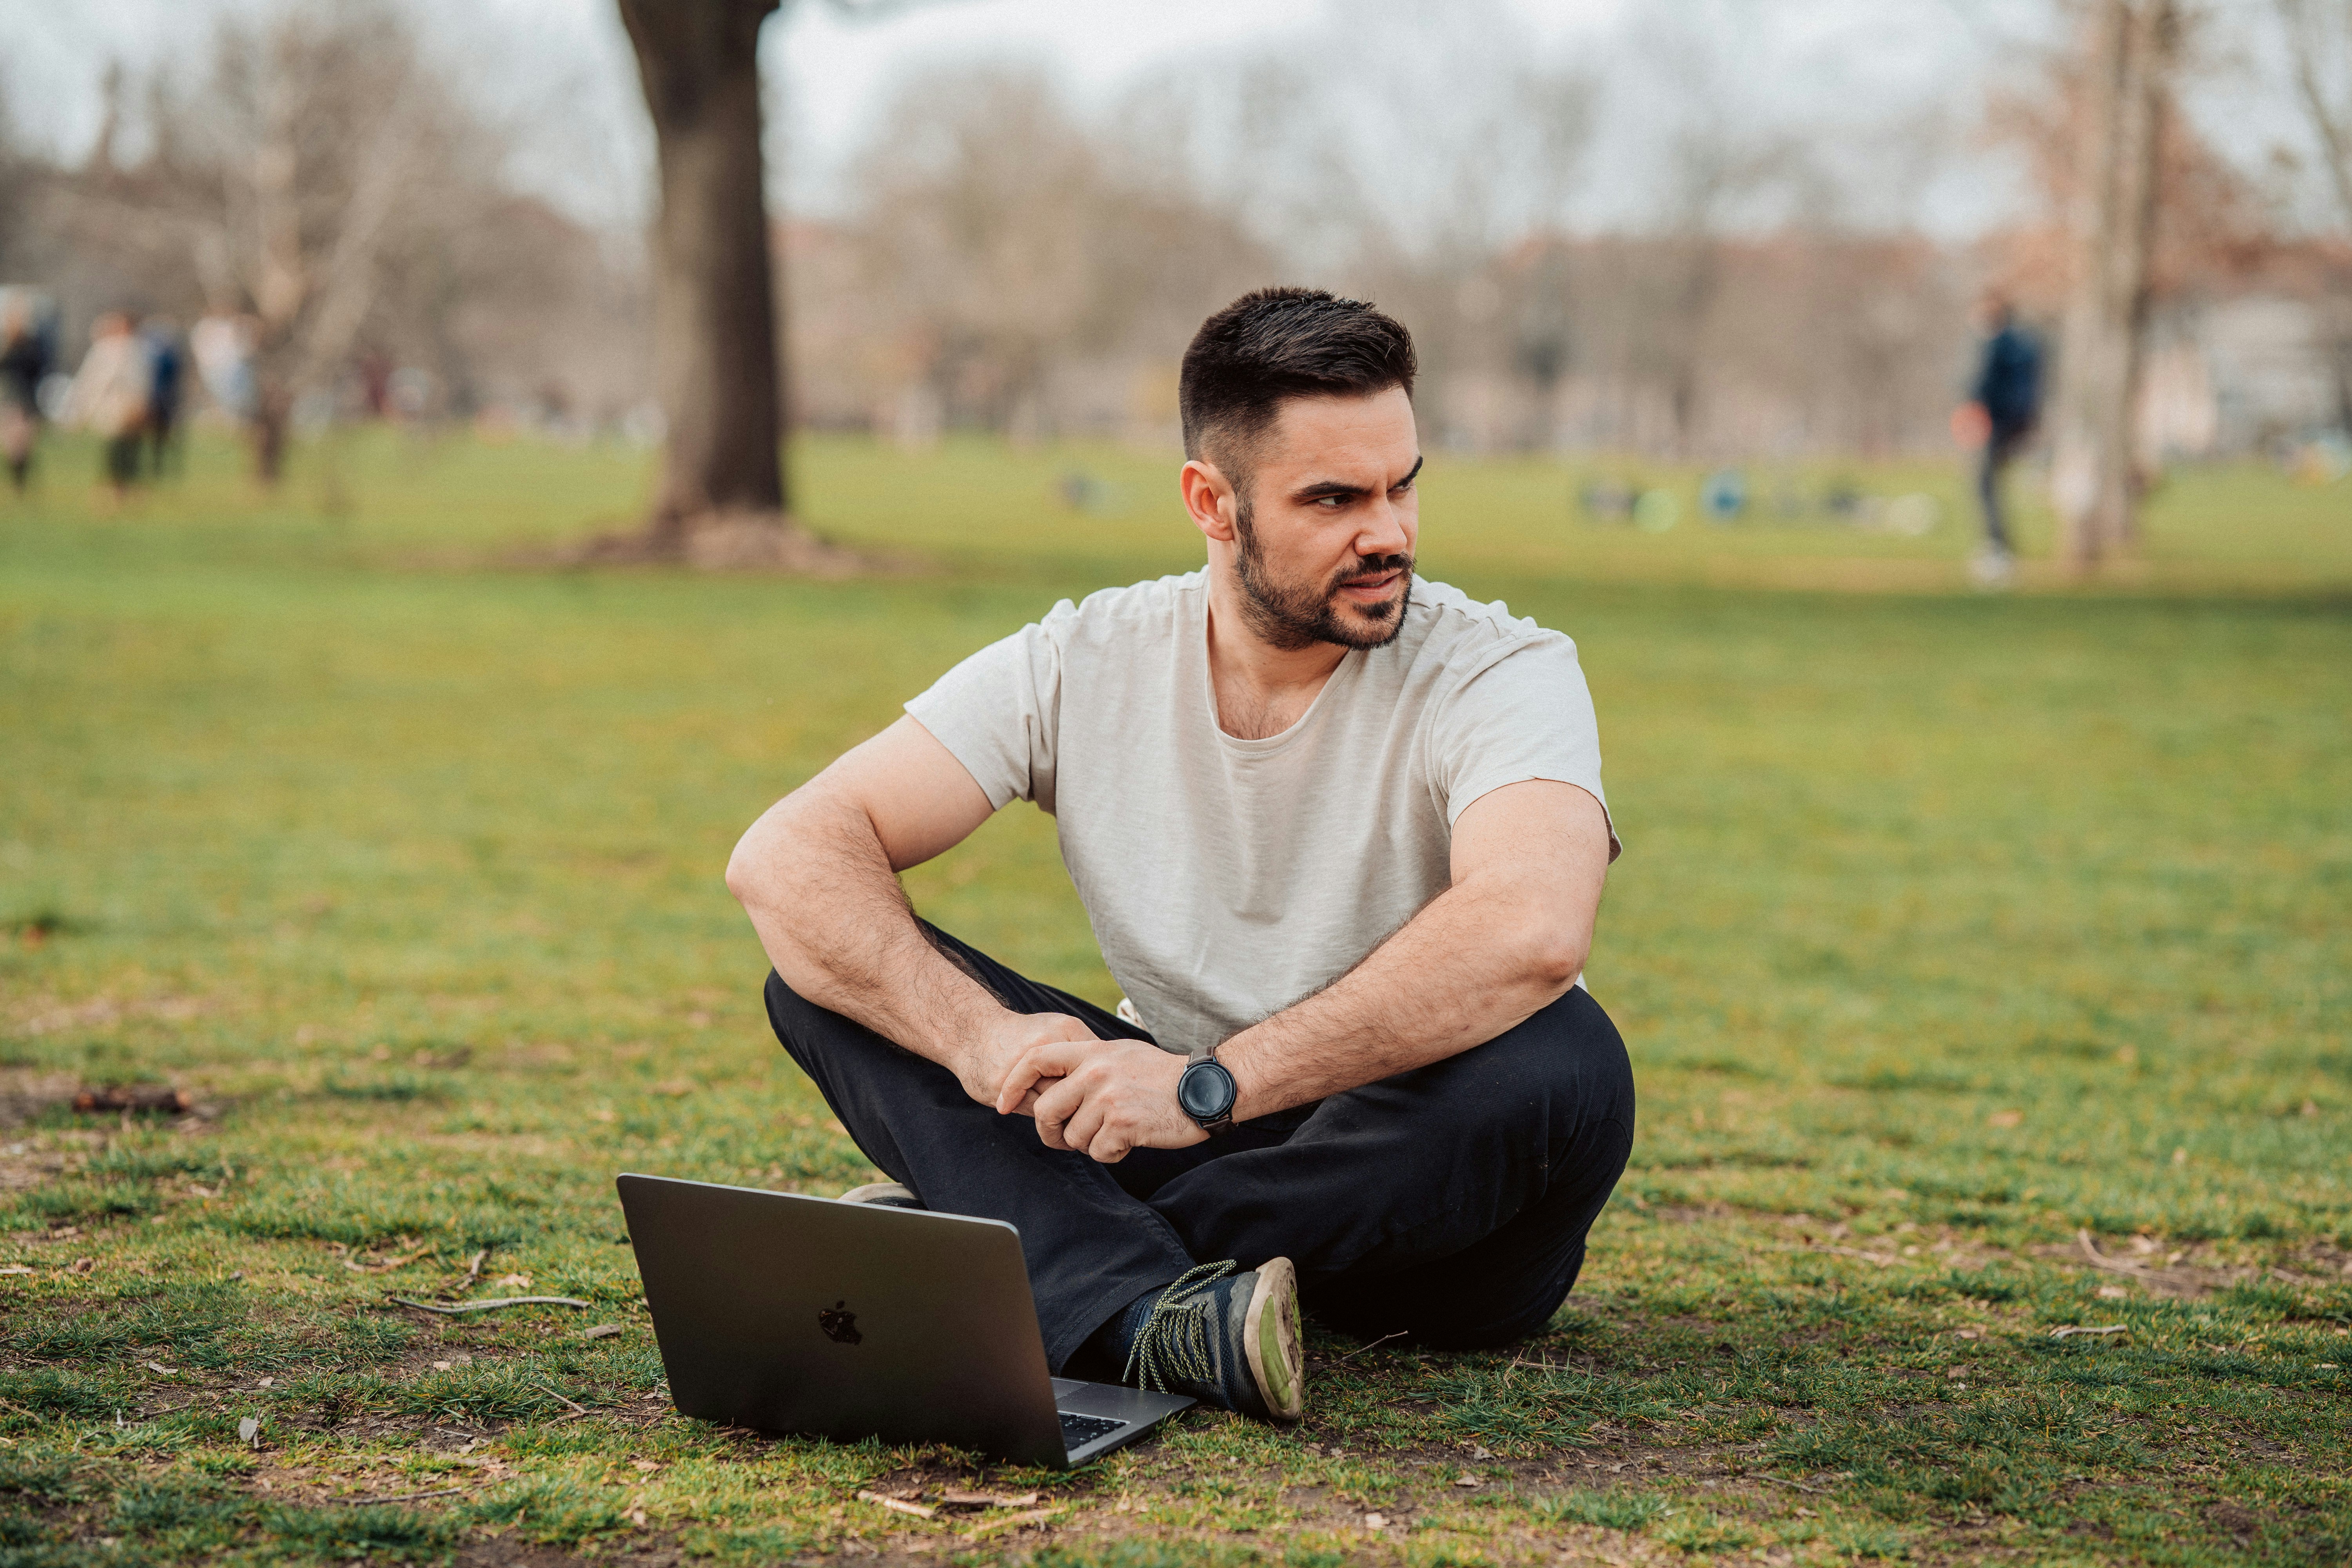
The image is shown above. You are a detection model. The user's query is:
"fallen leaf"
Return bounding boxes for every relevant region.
[1954,1328,1981,1340]
[591,1109,616,1124]
[0,1265,34,1276]
[238,1417,260,1444]
[144,1361,176,1376]
[653,1080,696,1097]
[630,1459,661,1473]
[1453,1475,1481,1488]
[2097,1284,2129,1299]
[69,1258,93,1274]
[1988,1109,2024,1129]
[941,1490,1038,1507]
[584,1323,624,1339]
[1364,1512,1388,1529]
[628,1508,647,1526]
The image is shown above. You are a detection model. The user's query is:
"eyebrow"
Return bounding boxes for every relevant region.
[1288,455,1424,504]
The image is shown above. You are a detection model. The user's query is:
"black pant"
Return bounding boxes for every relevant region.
[1977,426,2029,552]
[764,927,1636,1374]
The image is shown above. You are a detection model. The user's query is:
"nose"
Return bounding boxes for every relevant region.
[1354,496,1411,561]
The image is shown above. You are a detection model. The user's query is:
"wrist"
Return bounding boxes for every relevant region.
[1177,1047,1238,1135]
[1214,1029,1268,1123]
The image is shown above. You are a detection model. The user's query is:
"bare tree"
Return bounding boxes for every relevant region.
[614,0,925,564]
[2048,0,2181,572]
[2280,0,2352,222]
[844,64,1268,438]
[2276,0,2352,430]
[615,0,785,552]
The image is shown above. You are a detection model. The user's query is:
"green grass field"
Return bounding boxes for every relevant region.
[1,426,2348,1567]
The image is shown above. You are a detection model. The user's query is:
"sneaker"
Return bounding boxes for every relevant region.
[837,1180,924,1210]
[1115,1258,1303,1423]
[1969,547,2017,589]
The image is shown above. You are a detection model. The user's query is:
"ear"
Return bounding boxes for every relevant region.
[1180,459,1239,545]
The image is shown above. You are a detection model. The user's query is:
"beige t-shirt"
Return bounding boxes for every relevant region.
[905,571,1615,1059]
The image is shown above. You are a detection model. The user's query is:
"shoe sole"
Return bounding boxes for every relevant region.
[837,1182,922,1209]
[1240,1256,1305,1422]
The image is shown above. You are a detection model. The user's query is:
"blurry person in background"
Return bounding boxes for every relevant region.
[63,312,154,508]
[0,295,49,495]
[1952,290,2043,588]
[141,317,187,479]
[191,311,258,425]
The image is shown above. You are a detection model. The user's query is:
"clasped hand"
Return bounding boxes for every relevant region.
[958,1012,1205,1164]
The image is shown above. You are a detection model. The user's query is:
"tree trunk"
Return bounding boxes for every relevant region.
[618,0,788,552]
[2048,0,2176,573]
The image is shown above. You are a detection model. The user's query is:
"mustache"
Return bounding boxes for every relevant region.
[1330,554,1413,592]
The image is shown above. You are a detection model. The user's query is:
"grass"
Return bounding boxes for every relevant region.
[0,423,2348,1566]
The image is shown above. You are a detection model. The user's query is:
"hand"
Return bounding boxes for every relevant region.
[996,1037,1206,1163]
[1951,401,1991,450]
[953,1011,1099,1111]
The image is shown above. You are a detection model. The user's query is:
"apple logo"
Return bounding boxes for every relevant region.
[817,1300,861,1345]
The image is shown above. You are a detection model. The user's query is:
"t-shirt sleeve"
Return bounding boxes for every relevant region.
[1428,635,1620,859]
[902,612,1065,814]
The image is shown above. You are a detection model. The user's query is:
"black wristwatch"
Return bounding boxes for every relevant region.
[1177,1047,1237,1136]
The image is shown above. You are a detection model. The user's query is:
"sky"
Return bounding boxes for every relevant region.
[1,0,2316,240]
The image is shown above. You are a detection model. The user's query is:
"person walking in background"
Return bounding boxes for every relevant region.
[1954,290,2043,587]
[0,294,49,495]
[140,316,186,479]
[63,312,153,507]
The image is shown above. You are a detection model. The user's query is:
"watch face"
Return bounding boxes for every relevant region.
[1178,1060,1236,1122]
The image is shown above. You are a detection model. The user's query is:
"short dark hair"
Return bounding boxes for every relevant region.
[1179,288,1417,487]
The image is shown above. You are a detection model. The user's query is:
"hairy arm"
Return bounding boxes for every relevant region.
[1005,778,1612,1160]
[725,715,1096,1105]
[1220,778,1611,1116]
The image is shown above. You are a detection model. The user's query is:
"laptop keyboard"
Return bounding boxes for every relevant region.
[1059,1411,1126,1450]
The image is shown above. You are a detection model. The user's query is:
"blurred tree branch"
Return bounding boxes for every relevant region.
[2279,0,2352,226]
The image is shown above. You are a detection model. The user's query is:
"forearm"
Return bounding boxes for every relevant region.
[727,792,1005,1071]
[1220,877,1587,1120]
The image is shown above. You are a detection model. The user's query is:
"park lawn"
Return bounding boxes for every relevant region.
[0,428,2346,1567]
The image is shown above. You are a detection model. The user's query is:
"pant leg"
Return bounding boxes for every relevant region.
[1978,434,2016,552]
[1142,986,1634,1350]
[762,927,1196,1373]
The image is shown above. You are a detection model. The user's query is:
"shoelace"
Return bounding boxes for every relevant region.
[1122,1260,1238,1394]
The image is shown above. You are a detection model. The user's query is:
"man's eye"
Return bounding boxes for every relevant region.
[1314,495,1348,508]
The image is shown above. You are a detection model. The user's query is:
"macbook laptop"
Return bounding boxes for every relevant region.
[617,1173,1193,1468]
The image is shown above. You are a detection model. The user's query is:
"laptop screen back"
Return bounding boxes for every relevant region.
[618,1175,1069,1467]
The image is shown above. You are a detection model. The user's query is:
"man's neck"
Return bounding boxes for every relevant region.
[1203,564,1350,742]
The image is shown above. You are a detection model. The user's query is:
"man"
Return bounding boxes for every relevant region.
[62,312,151,507]
[1954,291,2043,587]
[0,293,50,495]
[140,317,185,480]
[728,288,1633,1426]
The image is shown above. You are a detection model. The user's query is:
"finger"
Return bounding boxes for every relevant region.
[1030,1075,1087,1132]
[1087,1124,1132,1164]
[1061,1099,1108,1158]
[995,1042,1082,1115]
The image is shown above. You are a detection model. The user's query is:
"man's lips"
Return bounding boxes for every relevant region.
[1336,570,1402,600]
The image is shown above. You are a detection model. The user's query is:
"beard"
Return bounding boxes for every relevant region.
[1232,496,1414,653]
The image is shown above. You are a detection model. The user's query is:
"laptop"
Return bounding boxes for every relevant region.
[617,1173,1193,1468]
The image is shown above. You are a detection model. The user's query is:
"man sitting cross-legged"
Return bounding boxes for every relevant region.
[727,287,1634,1425]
